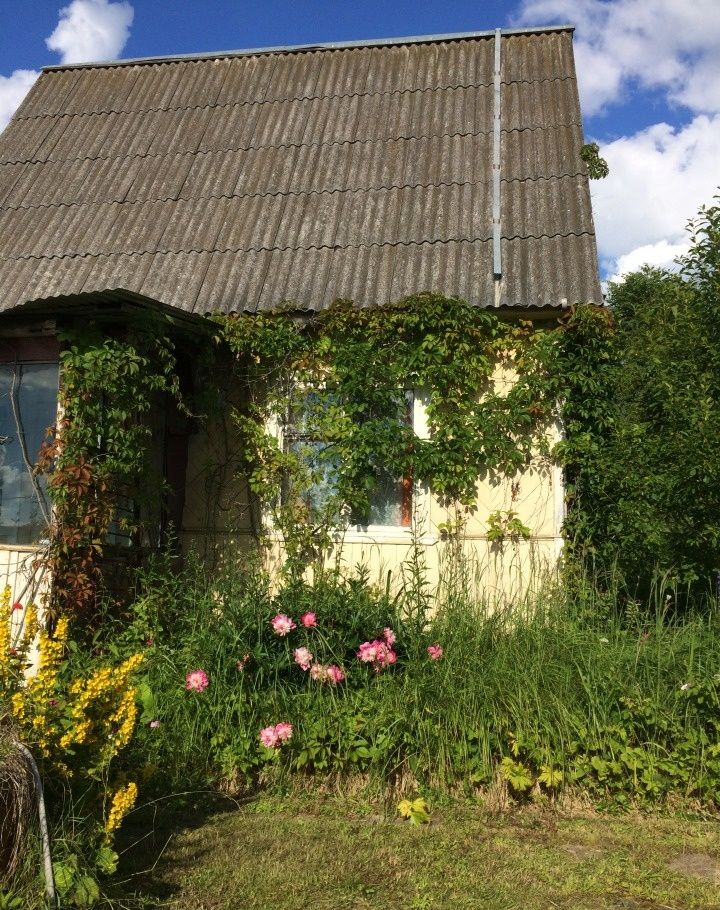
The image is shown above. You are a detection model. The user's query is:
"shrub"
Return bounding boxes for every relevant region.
[0,585,143,905]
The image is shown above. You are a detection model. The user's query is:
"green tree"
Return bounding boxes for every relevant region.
[562,195,720,595]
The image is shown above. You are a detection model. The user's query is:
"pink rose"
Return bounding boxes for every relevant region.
[427,644,444,661]
[357,641,378,663]
[300,611,318,628]
[293,646,314,671]
[271,613,296,636]
[383,627,396,646]
[274,722,293,742]
[236,654,251,671]
[185,669,209,692]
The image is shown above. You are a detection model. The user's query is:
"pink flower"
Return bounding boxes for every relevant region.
[293,646,314,671]
[357,639,396,672]
[259,722,294,749]
[357,641,378,663]
[326,664,346,685]
[427,644,444,661]
[300,611,317,628]
[236,654,251,671]
[149,720,161,729]
[185,669,209,692]
[11,601,22,611]
[310,663,328,682]
[260,726,280,748]
[383,627,396,646]
[310,663,346,685]
[271,613,296,636]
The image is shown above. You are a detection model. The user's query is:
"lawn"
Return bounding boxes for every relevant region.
[115,795,720,909]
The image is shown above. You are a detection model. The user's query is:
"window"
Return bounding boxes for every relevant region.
[0,359,59,545]
[279,390,414,530]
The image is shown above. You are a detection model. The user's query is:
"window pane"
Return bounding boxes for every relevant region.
[284,438,339,517]
[367,469,406,526]
[0,362,58,544]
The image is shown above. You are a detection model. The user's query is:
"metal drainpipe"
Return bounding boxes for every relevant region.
[16,742,57,907]
[492,28,503,305]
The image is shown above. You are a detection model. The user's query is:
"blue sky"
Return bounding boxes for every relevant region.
[1,0,719,281]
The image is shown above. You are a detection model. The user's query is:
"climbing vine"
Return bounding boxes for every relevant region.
[218,294,565,576]
[37,319,183,618]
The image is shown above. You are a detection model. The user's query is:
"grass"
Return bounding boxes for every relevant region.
[114,794,720,909]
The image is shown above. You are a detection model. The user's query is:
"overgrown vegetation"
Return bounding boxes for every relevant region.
[219,296,559,580]
[95,554,720,812]
[560,198,720,594]
[36,318,184,619]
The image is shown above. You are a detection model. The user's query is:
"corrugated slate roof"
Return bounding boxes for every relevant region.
[0,27,600,316]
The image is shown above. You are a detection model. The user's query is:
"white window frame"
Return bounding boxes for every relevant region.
[266,389,432,543]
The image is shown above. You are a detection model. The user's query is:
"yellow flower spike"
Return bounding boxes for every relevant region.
[104,781,138,834]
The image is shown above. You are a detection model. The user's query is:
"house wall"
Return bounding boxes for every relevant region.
[178,355,565,599]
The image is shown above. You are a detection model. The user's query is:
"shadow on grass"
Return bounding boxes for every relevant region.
[108,790,256,906]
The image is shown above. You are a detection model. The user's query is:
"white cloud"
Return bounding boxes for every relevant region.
[46,0,134,65]
[0,0,133,132]
[514,0,720,115]
[605,240,689,286]
[0,70,39,133]
[592,115,720,280]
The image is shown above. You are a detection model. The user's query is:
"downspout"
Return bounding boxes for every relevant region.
[492,28,503,306]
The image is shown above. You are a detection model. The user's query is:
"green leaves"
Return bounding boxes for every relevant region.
[218,294,557,547]
[398,796,431,825]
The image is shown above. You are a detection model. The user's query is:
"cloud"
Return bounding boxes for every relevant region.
[46,0,134,65]
[0,70,39,133]
[605,240,690,287]
[0,0,134,132]
[514,0,720,115]
[592,115,720,280]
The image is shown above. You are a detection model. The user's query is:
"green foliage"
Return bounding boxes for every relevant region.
[580,142,610,179]
[218,296,558,578]
[38,316,184,615]
[84,552,720,812]
[485,510,532,543]
[557,197,720,593]
[397,796,431,824]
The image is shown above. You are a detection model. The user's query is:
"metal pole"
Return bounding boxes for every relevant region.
[16,743,57,907]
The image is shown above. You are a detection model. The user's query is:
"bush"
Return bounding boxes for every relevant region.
[560,196,720,594]
[0,585,144,906]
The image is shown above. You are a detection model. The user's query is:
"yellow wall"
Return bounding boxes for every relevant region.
[179,360,564,599]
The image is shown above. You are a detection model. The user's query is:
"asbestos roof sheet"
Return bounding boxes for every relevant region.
[0,27,600,316]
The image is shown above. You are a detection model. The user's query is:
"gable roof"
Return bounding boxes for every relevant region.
[0,26,600,317]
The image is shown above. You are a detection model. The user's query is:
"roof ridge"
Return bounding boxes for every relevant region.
[40,25,575,72]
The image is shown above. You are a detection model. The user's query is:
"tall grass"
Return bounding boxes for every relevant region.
[95,551,720,806]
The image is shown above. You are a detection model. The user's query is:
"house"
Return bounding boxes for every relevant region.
[0,25,600,604]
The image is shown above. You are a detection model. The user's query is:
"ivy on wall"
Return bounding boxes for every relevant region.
[36,296,616,613]
[37,319,183,618]
[218,295,568,576]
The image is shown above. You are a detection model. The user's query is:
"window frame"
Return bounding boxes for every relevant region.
[0,337,60,549]
[268,388,431,542]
